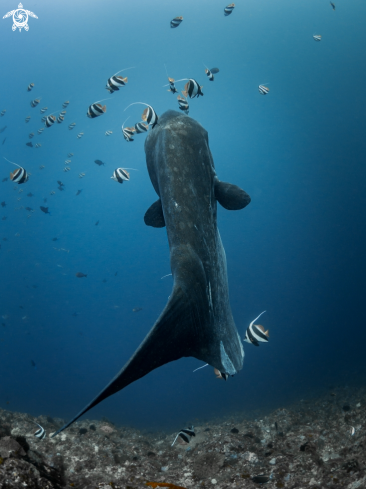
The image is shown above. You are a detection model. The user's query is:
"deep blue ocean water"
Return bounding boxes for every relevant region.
[0,0,365,432]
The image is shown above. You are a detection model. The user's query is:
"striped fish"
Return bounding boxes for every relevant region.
[167,78,178,94]
[69,122,76,130]
[244,311,269,347]
[27,83,34,92]
[63,101,70,108]
[10,167,29,184]
[30,99,40,108]
[34,422,46,440]
[57,115,64,123]
[122,126,135,141]
[29,133,34,139]
[60,110,66,116]
[77,132,84,139]
[170,16,183,28]
[224,3,235,16]
[87,102,106,118]
[182,79,203,99]
[0,110,6,116]
[134,122,149,134]
[65,160,71,164]
[64,167,71,172]
[111,168,130,183]
[171,426,195,446]
[258,85,269,95]
[105,130,113,136]
[25,116,31,123]
[35,143,42,148]
[45,115,56,127]
[67,153,74,157]
[313,35,321,41]
[205,68,214,81]
[79,172,85,178]
[106,75,128,93]
[214,368,229,381]
[37,128,44,134]
[141,105,158,127]
[177,95,189,114]
[40,107,48,114]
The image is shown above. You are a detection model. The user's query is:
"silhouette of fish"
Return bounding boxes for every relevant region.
[52,110,251,437]
[94,159,105,166]
[40,206,50,214]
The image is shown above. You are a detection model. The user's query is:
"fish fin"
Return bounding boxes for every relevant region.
[51,251,209,437]
[214,177,251,210]
[144,199,165,228]
[9,171,14,179]
[102,105,107,112]
[265,330,269,337]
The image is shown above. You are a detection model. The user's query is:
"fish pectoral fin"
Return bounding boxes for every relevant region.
[214,177,251,210]
[144,199,165,227]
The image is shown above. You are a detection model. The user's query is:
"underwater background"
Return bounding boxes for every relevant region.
[0,0,365,433]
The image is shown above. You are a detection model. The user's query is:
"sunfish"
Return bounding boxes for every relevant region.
[52,110,251,437]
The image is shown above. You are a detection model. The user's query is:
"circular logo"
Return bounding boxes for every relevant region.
[13,8,28,30]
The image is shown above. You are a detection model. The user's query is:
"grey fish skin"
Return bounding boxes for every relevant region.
[52,110,250,437]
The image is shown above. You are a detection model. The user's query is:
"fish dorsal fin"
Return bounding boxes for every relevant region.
[144,199,165,228]
[10,171,14,179]
[102,105,106,112]
[214,177,251,210]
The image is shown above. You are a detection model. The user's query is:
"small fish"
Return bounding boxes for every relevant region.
[45,115,56,127]
[132,307,142,313]
[210,67,220,74]
[258,85,269,95]
[57,180,64,187]
[26,142,33,147]
[29,132,35,139]
[330,1,335,10]
[40,206,50,214]
[60,111,66,116]
[94,159,105,166]
[95,220,99,226]
[106,70,128,93]
[2,216,7,220]
[205,68,214,81]
[313,35,322,41]
[177,95,189,114]
[0,126,6,133]
[2,178,8,182]
[41,116,47,122]
[9,164,29,185]
[0,110,6,117]
[111,168,130,183]
[87,102,107,118]
[167,77,178,94]
[224,3,235,16]
[244,311,269,346]
[1,202,5,207]
[27,192,33,197]
[76,272,87,278]
[57,115,64,123]
[25,206,32,211]
[62,101,70,108]
[2,138,6,145]
[170,16,183,28]
[214,368,229,380]
[65,160,71,164]
[125,102,159,128]
[39,165,45,170]
[77,132,84,139]
[40,107,48,114]
[57,186,64,191]
[134,122,149,134]
[50,190,55,195]
[69,122,76,129]
[79,172,85,178]
[76,189,82,196]
[350,427,355,436]
[27,83,34,92]
[37,128,44,134]
[35,143,42,148]
[105,130,113,136]
[122,125,136,141]
[182,79,204,99]
[33,422,46,440]
[30,99,40,108]
[67,153,74,157]
[252,475,270,484]
[52,237,58,241]
[171,426,195,446]
[64,167,71,172]
[25,116,31,123]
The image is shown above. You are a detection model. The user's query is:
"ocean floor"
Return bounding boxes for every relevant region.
[1,386,366,488]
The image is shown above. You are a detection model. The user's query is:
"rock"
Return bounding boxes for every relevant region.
[269,457,276,465]
[0,436,26,458]
[193,452,225,480]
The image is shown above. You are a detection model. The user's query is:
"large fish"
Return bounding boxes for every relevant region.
[52,110,250,437]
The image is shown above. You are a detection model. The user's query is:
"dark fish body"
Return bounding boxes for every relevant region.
[45,115,56,127]
[170,16,183,28]
[27,83,34,91]
[40,206,50,214]
[205,69,214,81]
[52,110,251,437]
[76,190,82,196]
[183,79,204,99]
[224,3,235,16]
[75,272,87,278]
[2,138,5,145]
[30,99,40,108]
[94,160,105,166]
[135,122,149,134]
[177,95,189,114]
[87,103,106,118]
[95,220,99,226]
[10,167,29,184]
[111,168,130,183]
[210,68,220,74]
[106,75,127,93]
[252,475,270,484]
[1,202,6,207]
[26,142,33,147]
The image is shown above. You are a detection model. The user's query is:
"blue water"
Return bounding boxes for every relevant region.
[0,0,365,432]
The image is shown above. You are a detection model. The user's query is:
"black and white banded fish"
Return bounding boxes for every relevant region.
[0,110,6,116]
[313,35,321,41]
[29,132,34,139]
[62,101,69,108]
[205,68,214,81]
[171,426,195,446]
[45,115,56,127]
[57,115,64,123]
[67,153,74,157]
[40,107,48,114]
[25,116,31,123]
[87,100,108,118]
[170,16,183,28]
[35,143,41,148]
[177,95,189,114]
[30,99,40,108]
[64,167,71,172]
[258,85,269,95]
[244,311,269,347]
[79,172,85,178]
[69,122,76,130]
[167,78,178,94]
[182,79,204,99]
[27,83,34,92]
[111,168,130,183]
[37,128,44,134]
[105,130,112,136]
[60,110,66,116]
[33,422,46,439]
[224,3,235,16]
[5,158,29,184]
[105,67,133,93]
[77,132,84,139]
[134,122,149,134]
[65,160,71,164]
[122,118,136,141]
[214,368,229,380]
